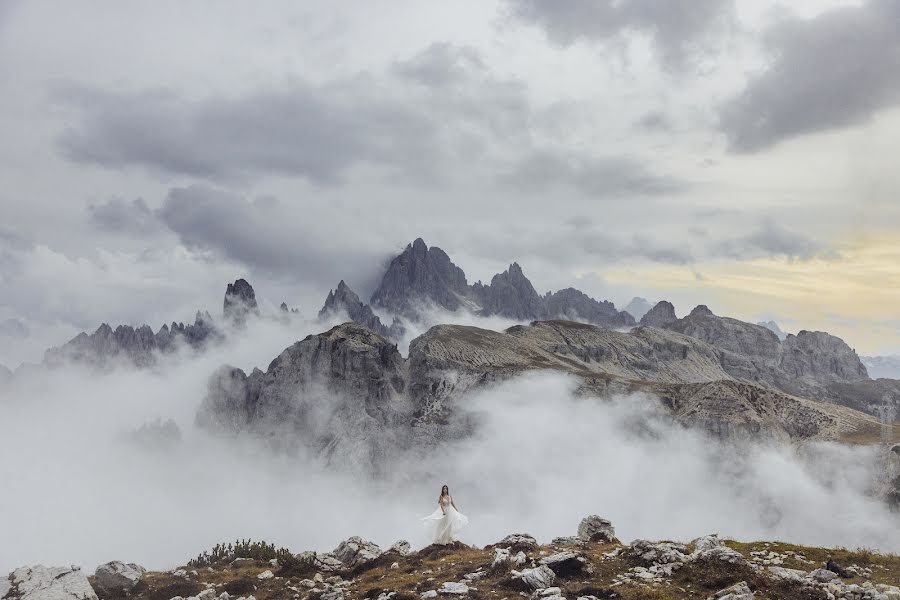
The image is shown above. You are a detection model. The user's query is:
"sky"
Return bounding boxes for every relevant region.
[2,0,900,367]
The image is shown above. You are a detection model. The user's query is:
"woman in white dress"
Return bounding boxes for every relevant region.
[422,485,468,544]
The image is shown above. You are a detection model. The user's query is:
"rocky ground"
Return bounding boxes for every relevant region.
[4,518,899,600]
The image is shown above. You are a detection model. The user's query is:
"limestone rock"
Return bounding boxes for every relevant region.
[623,297,653,321]
[538,552,586,577]
[766,566,807,582]
[333,537,382,567]
[639,301,677,328]
[436,582,468,595]
[709,581,753,600]
[387,541,411,556]
[319,281,403,340]
[689,535,748,566]
[542,288,634,328]
[3,566,98,600]
[93,561,144,594]
[223,279,259,326]
[493,534,538,552]
[511,565,555,591]
[577,516,615,542]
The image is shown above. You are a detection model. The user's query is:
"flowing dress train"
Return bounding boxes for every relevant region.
[422,496,468,544]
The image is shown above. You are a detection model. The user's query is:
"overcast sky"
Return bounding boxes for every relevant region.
[2,0,900,366]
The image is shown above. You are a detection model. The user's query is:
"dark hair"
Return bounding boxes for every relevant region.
[439,485,449,500]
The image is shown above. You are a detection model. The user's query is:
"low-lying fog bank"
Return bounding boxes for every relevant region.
[1,317,898,574]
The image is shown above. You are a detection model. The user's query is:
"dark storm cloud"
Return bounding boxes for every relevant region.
[87,197,160,235]
[506,150,683,197]
[714,218,827,261]
[720,0,900,152]
[57,83,427,184]
[54,43,679,197]
[157,185,386,290]
[507,0,735,67]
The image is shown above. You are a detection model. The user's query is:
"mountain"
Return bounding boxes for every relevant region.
[370,238,472,317]
[319,280,403,340]
[638,300,677,327]
[623,296,653,321]
[223,278,259,326]
[199,320,887,468]
[367,238,632,327]
[41,279,261,368]
[863,355,900,379]
[757,320,787,340]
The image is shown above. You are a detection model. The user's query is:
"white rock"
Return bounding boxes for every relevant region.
[710,580,753,599]
[197,590,217,600]
[333,537,382,567]
[577,516,615,543]
[94,561,145,594]
[511,565,555,591]
[437,582,468,595]
[767,567,807,583]
[4,566,98,600]
[256,570,273,580]
[390,562,399,570]
[808,568,838,583]
[514,552,527,567]
[389,541,412,556]
[420,591,438,599]
[538,587,561,596]
[229,558,254,569]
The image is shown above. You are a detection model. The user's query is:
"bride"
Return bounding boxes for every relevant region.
[422,485,468,544]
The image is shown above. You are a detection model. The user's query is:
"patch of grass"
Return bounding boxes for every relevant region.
[223,578,257,595]
[147,581,202,600]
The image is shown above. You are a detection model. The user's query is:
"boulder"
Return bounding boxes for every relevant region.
[689,535,748,567]
[807,568,838,583]
[538,552,586,577]
[494,534,538,552]
[709,581,753,600]
[388,541,411,556]
[625,540,688,565]
[577,516,615,542]
[436,582,468,596]
[229,558,255,569]
[93,561,145,594]
[511,565,555,591]
[766,566,807,583]
[333,536,382,567]
[3,566,98,600]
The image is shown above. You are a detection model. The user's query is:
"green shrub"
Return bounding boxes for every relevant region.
[188,539,294,567]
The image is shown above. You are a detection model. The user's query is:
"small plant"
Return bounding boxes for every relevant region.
[188,539,294,568]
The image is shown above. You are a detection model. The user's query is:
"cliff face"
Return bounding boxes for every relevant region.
[638,300,677,328]
[319,280,403,340]
[198,320,884,465]
[196,323,415,468]
[366,238,632,327]
[223,279,259,326]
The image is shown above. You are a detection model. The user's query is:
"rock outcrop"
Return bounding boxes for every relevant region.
[2,566,97,600]
[577,515,616,542]
[199,319,883,462]
[319,281,403,340]
[369,239,632,327]
[94,561,145,594]
[196,323,414,468]
[757,320,786,340]
[370,239,471,317]
[43,311,218,368]
[639,301,677,328]
[223,279,259,326]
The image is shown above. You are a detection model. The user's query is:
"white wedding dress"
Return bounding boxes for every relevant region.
[422,495,469,544]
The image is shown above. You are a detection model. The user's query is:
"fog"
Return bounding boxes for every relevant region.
[1,316,898,575]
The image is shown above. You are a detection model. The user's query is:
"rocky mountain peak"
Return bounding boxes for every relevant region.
[640,300,677,327]
[623,297,653,321]
[320,281,403,340]
[223,278,259,325]
[690,305,715,318]
[476,263,545,320]
[370,239,470,317]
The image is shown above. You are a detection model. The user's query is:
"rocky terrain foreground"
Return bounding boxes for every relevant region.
[4,518,899,600]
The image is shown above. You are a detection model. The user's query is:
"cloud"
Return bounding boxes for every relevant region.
[506,0,735,68]
[720,0,900,152]
[88,197,161,235]
[158,185,387,291]
[714,218,830,261]
[505,150,683,198]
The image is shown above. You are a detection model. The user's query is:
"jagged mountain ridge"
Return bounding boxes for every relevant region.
[198,319,887,469]
[369,238,634,327]
[319,280,403,340]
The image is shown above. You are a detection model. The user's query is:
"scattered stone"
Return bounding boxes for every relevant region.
[299,579,315,589]
[538,552,586,577]
[577,516,615,543]
[388,541,412,556]
[333,537,382,568]
[495,534,538,552]
[511,565,555,591]
[538,587,561,597]
[390,562,399,570]
[626,540,688,565]
[197,589,217,600]
[807,568,838,583]
[689,535,748,566]
[767,566,807,583]
[94,561,145,593]
[709,581,753,600]
[420,592,438,599]
[256,571,273,580]
[3,566,98,600]
[313,554,344,573]
[437,582,468,595]
[230,558,255,569]
[320,590,344,600]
